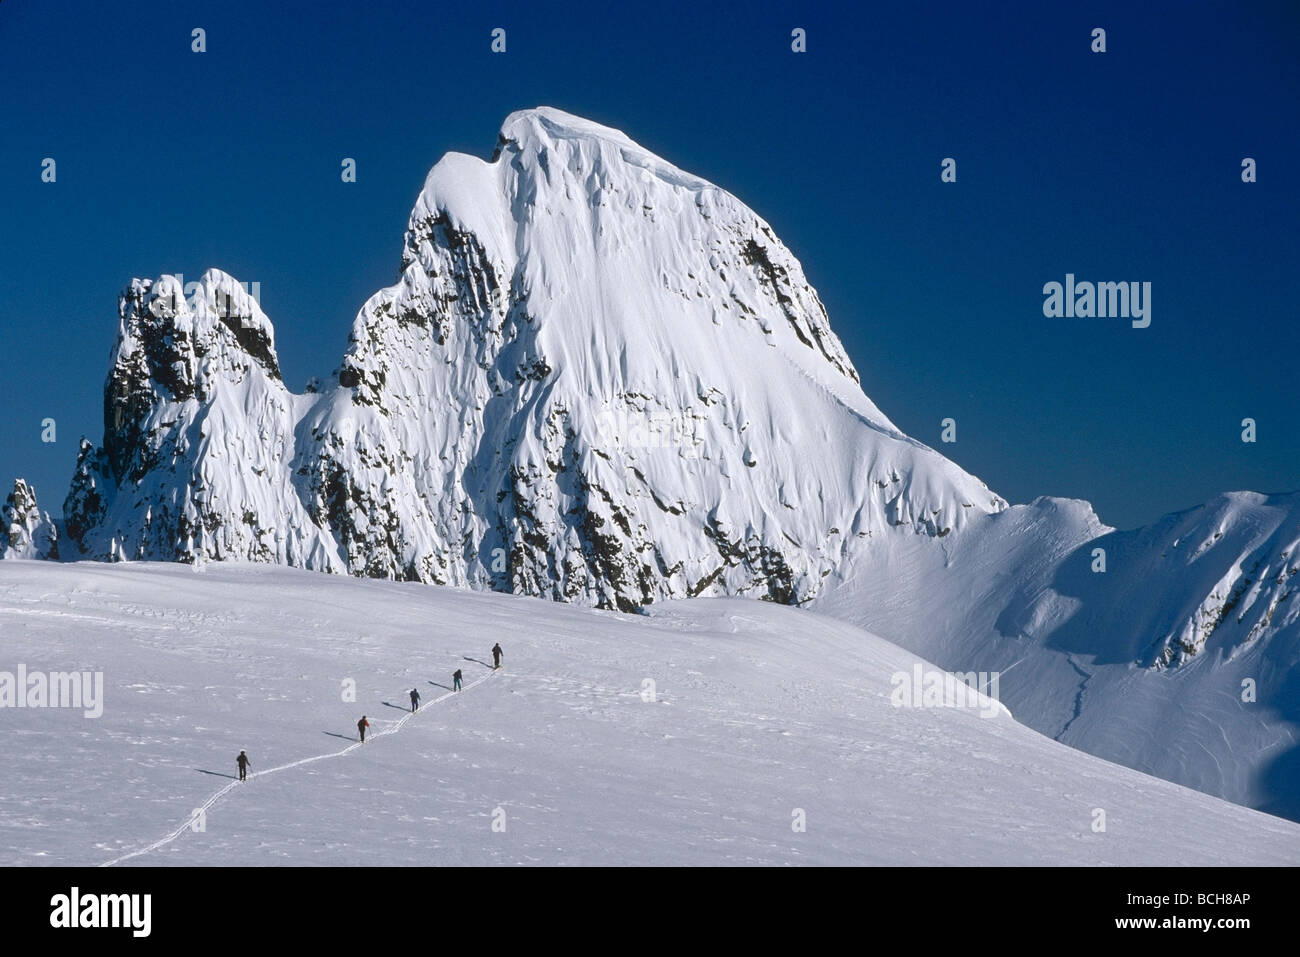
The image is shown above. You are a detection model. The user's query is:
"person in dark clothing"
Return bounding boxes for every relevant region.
[491,643,503,669]
[358,715,370,742]
[453,669,463,691]
[410,688,420,712]
[236,750,251,781]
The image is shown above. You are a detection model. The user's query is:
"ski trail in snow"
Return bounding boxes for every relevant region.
[97,669,499,867]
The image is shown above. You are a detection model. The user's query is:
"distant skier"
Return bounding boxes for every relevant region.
[492,643,503,669]
[410,688,421,712]
[358,715,370,742]
[236,750,251,782]
[453,668,463,692]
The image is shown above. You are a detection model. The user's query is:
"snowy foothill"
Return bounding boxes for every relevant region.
[2,560,1296,866]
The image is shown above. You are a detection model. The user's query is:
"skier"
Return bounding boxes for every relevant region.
[453,668,463,692]
[491,642,503,669]
[357,715,370,743]
[410,688,421,712]
[236,750,251,782]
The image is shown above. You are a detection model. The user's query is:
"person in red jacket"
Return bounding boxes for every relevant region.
[357,715,370,742]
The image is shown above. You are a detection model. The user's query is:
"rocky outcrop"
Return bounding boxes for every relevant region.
[1,479,58,561]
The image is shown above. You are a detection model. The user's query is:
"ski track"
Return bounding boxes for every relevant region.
[97,668,499,867]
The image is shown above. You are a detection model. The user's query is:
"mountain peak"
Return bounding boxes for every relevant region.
[492,105,713,193]
[498,106,637,150]
[60,109,1005,608]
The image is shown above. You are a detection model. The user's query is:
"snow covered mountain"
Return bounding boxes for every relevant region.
[57,107,1003,609]
[817,490,1300,820]
[62,272,339,570]
[13,106,1298,824]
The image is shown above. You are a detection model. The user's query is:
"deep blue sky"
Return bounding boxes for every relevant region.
[2,0,1296,530]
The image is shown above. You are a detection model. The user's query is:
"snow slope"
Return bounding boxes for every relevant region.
[816,491,1300,821]
[2,561,1296,866]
